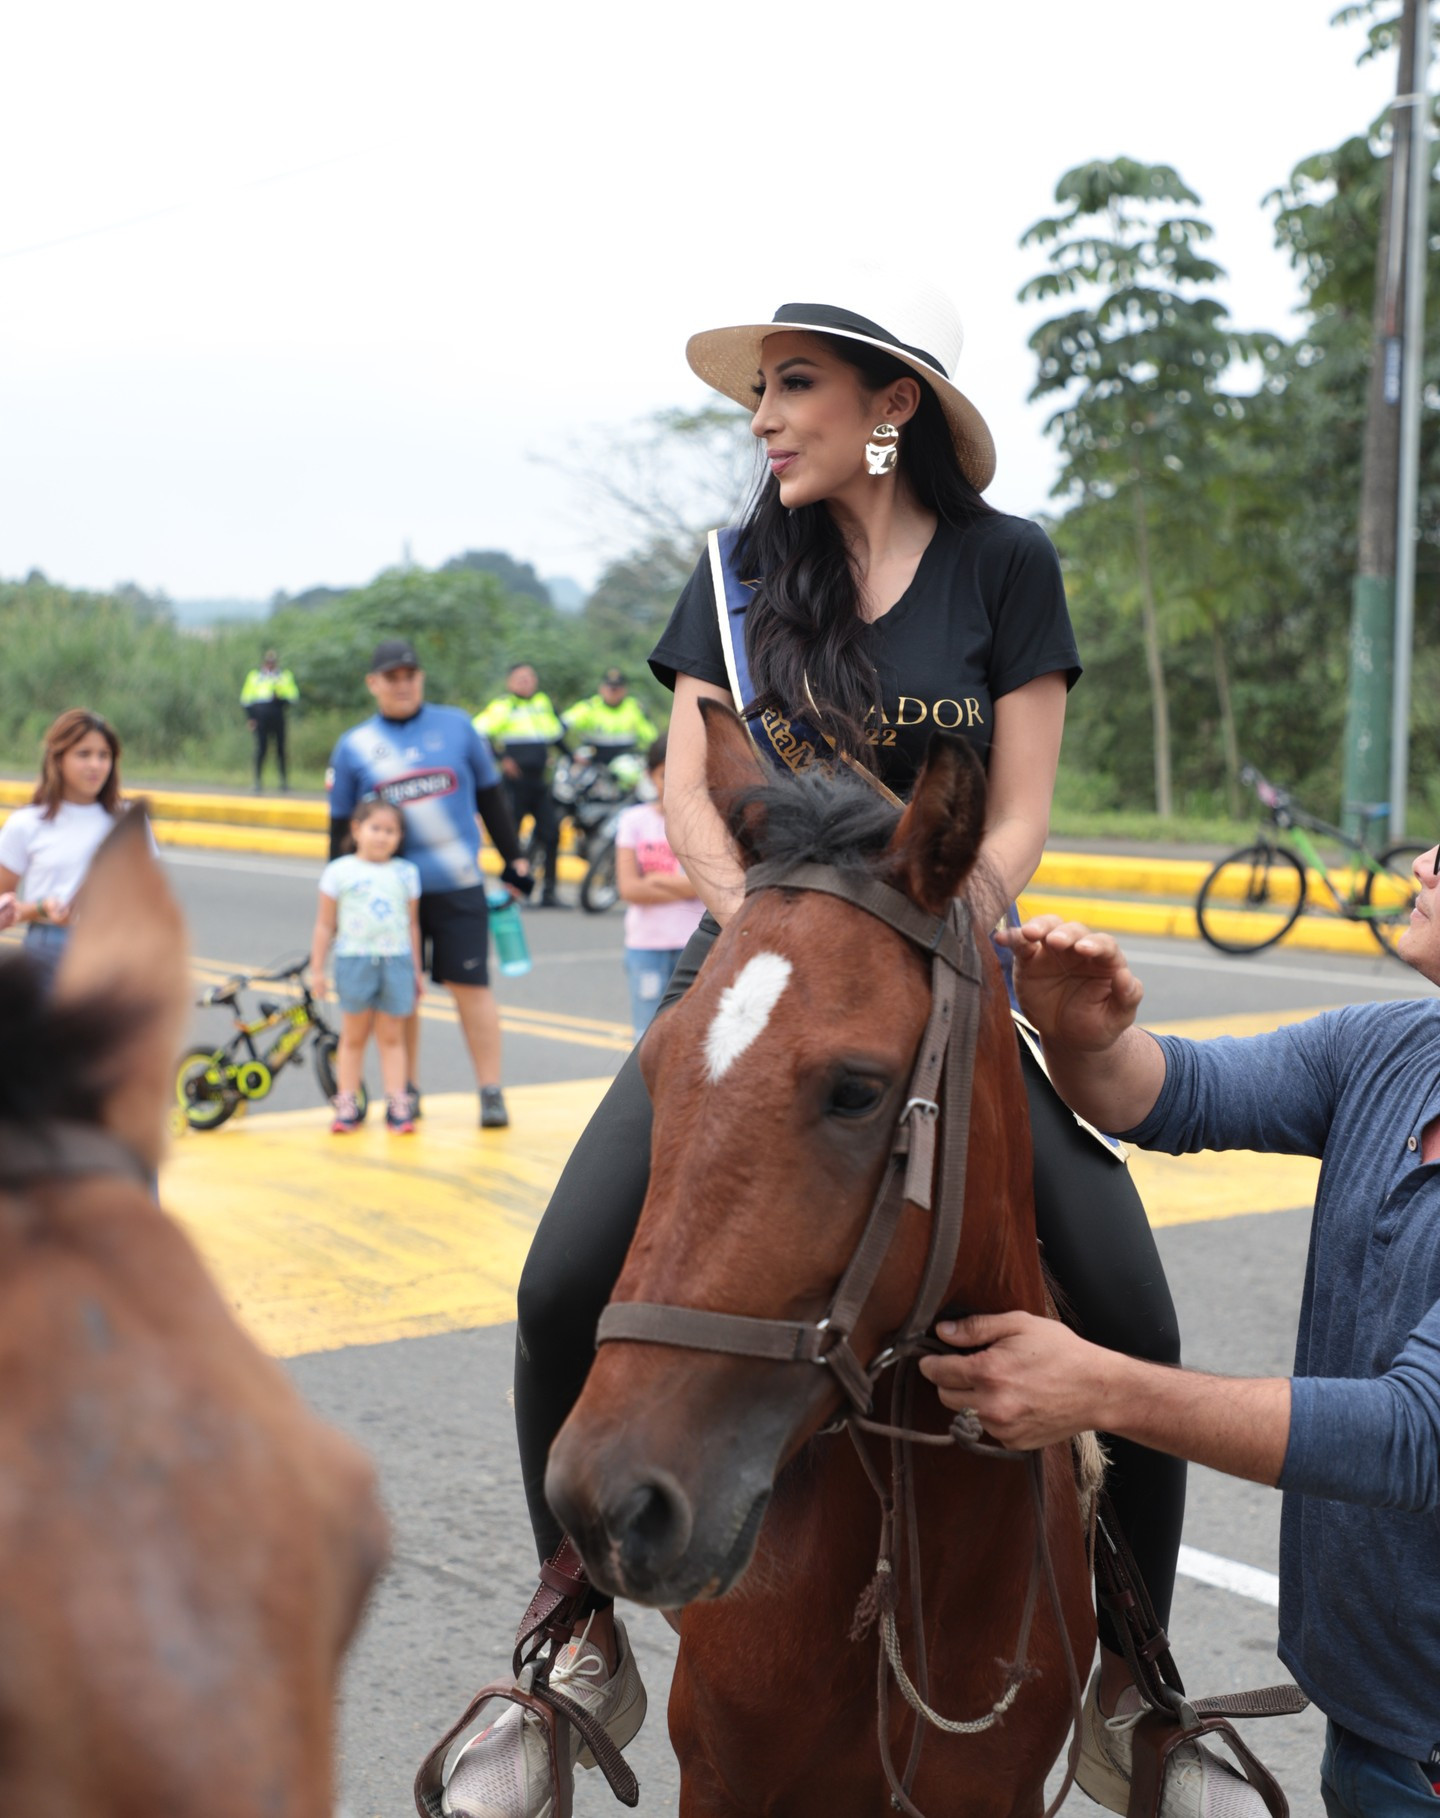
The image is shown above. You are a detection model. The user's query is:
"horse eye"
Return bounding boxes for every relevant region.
[827,1077,885,1119]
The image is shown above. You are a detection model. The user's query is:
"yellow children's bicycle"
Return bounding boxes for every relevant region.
[174,957,368,1131]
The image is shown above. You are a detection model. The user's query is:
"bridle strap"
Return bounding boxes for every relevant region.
[745,861,976,980]
[596,874,982,1417]
[0,1121,151,1189]
[590,861,1082,1818]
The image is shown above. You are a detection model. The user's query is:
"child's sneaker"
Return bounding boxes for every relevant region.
[386,1093,415,1134]
[330,1092,363,1134]
[406,1080,422,1121]
[479,1086,509,1129]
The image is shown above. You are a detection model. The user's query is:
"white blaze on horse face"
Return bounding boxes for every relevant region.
[704,951,793,1083]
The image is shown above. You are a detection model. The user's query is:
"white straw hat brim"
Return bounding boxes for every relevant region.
[686,316,996,493]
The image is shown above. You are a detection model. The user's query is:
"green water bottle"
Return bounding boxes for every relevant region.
[485,885,532,978]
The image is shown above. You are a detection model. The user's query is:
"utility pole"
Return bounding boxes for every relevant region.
[1341,0,1424,837]
[1389,0,1432,836]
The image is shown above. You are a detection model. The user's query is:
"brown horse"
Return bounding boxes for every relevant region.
[0,815,388,1817]
[547,705,1095,1817]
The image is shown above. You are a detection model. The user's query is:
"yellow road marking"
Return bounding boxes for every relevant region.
[185,953,635,1054]
[159,1003,1335,1361]
[163,1082,612,1358]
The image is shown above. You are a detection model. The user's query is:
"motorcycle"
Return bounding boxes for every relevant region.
[548,746,643,913]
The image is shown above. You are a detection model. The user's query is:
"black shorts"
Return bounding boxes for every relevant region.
[418,885,490,988]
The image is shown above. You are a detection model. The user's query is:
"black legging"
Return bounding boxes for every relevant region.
[514,917,1185,1644]
[250,706,288,788]
[505,770,561,897]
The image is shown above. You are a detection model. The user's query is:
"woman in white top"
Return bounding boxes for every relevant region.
[0,708,126,987]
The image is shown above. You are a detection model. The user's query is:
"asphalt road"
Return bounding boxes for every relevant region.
[160,848,1430,1818]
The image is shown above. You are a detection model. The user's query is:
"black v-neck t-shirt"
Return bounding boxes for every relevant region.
[648,512,1081,797]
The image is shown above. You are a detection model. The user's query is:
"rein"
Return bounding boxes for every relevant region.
[594,861,1085,1818]
[0,1121,151,1189]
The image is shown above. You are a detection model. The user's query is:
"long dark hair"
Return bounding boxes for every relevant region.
[737,334,994,763]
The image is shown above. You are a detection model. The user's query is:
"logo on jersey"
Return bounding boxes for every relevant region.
[376,768,459,807]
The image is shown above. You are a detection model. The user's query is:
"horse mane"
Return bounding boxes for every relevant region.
[718,763,1007,930]
[724,766,900,871]
[0,954,143,1127]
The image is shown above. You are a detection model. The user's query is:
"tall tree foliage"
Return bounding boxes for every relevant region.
[1021,159,1259,815]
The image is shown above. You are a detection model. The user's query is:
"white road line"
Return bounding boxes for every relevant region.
[1177,1544,1279,1607]
[1122,943,1427,995]
[163,850,319,880]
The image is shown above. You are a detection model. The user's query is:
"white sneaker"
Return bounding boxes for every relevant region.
[1076,1670,1269,1818]
[440,1616,647,1818]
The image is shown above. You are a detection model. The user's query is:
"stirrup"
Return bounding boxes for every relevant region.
[412,1537,640,1818]
[1093,1493,1306,1818]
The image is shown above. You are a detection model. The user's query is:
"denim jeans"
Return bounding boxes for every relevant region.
[23,922,70,992]
[623,945,683,1040]
[1322,1720,1439,1818]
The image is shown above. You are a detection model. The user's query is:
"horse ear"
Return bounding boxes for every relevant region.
[883,733,988,916]
[52,812,189,1174]
[701,697,770,866]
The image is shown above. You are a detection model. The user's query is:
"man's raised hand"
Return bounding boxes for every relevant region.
[998,916,1144,1055]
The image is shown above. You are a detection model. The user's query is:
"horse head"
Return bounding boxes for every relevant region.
[0,815,389,1817]
[548,702,1034,1608]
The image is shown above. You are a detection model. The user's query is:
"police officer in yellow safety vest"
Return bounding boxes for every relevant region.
[474,663,567,907]
[240,649,300,792]
[562,668,658,780]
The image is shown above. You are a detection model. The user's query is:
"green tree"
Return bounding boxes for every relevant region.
[1021,158,1258,816]
[440,549,553,605]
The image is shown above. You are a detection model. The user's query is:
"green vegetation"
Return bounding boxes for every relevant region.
[0,565,670,789]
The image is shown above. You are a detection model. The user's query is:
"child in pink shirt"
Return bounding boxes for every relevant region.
[614,735,704,1039]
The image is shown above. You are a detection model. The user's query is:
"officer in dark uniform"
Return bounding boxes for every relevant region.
[474,663,567,907]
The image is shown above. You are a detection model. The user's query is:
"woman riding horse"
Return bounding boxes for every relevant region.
[433,272,1226,1818]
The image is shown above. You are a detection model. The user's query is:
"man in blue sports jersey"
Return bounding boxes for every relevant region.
[327,640,531,1128]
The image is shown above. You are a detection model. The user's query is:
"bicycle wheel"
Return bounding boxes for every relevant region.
[175,1048,241,1131]
[1196,845,1308,954]
[580,839,619,914]
[1361,842,1428,959]
[312,1033,369,1119]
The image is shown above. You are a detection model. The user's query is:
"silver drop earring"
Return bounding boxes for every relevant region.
[864,423,899,476]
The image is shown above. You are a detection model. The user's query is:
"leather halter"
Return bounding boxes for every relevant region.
[594,864,1091,1818]
[0,1120,151,1190]
[596,861,984,1412]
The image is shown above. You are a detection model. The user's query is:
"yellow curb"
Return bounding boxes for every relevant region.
[153,819,327,858]
[1017,890,1400,959]
[1032,852,1214,895]
[1,782,605,856]
[0,778,329,829]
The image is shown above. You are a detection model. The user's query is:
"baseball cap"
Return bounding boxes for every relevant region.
[370,639,420,674]
[601,667,626,686]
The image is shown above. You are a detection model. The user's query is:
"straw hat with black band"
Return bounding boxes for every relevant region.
[685,278,996,493]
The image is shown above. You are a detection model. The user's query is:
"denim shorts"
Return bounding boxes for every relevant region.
[23,922,70,994]
[624,946,684,1040]
[1322,1719,1440,1818]
[333,952,417,1017]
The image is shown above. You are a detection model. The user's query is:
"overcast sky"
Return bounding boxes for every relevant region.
[0,1,1402,602]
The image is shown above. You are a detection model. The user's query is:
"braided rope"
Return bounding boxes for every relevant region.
[874,1562,1024,1736]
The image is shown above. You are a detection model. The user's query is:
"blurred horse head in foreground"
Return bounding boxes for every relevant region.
[0,814,388,1817]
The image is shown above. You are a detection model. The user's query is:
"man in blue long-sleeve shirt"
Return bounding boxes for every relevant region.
[923,853,1440,1818]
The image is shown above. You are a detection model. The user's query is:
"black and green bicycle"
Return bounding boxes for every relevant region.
[1195,767,1427,961]
[174,958,368,1131]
